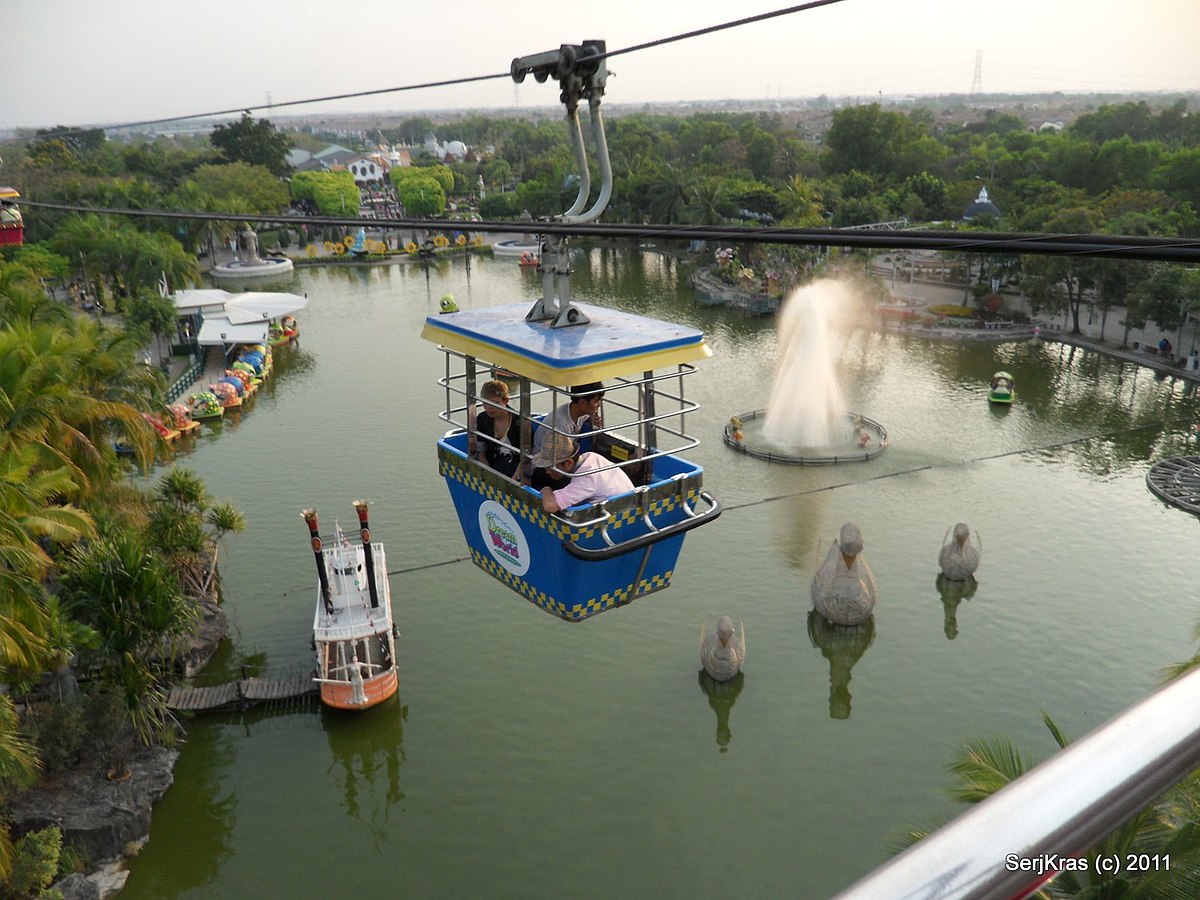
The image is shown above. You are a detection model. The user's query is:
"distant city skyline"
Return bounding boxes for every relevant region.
[6,0,1200,131]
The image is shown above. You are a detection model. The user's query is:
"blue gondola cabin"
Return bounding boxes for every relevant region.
[422,300,721,622]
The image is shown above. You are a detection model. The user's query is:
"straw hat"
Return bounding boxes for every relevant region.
[535,431,578,469]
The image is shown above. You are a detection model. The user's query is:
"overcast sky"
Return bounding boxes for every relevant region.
[6,0,1200,130]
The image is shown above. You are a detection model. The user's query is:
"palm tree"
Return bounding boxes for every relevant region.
[645,162,696,225]
[0,325,155,486]
[0,446,93,672]
[0,279,161,485]
[148,468,245,598]
[199,501,246,598]
[687,177,727,227]
[59,527,197,746]
[778,175,826,227]
[0,265,72,330]
[0,694,40,880]
[896,713,1200,897]
[0,446,91,880]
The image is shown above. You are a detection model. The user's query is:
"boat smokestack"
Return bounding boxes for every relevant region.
[353,500,380,609]
[302,508,333,614]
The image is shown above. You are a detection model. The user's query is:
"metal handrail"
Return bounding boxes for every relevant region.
[166,344,207,403]
[561,490,720,561]
[834,666,1200,899]
[434,353,702,465]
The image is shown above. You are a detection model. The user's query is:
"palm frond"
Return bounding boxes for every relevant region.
[1041,711,1070,750]
[946,737,1035,804]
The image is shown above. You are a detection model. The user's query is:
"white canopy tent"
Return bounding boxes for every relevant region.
[196,316,269,347]
[173,289,232,314]
[173,289,307,345]
[224,292,309,323]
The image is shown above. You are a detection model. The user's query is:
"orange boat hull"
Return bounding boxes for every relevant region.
[319,668,398,711]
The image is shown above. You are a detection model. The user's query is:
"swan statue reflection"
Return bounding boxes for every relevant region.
[936,573,979,640]
[807,611,875,720]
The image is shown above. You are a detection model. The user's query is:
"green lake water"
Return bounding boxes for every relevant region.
[121,250,1200,898]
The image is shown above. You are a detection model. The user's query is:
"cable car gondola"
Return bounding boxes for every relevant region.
[421,40,721,621]
[0,187,23,246]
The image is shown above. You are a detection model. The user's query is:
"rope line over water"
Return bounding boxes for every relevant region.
[272,420,1172,596]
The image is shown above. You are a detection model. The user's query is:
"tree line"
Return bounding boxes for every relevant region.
[11,99,1200,336]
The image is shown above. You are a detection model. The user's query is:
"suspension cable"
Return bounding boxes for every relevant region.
[19,199,1200,263]
[20,2,847,141]
[601,0,845,61]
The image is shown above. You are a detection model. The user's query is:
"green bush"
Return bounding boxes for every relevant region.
[393,174,445,217]
[290,171,359,215]
[23,697,87,776]
[394,164,453,194]
[479,193,521,219]
[2,825,62,900]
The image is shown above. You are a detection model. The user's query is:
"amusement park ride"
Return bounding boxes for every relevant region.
[422,41,722,621]
[0,187,23,246]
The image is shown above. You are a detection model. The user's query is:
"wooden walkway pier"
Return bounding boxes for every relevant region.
[167,672,317,713]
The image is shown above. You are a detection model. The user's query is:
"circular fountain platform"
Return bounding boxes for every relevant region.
[211,257,295,280]
[723,410,888,465]
[1146,455,1200,515]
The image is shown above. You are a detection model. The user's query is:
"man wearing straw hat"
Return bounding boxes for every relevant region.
[529,382,605,489]
[539,433,634,514]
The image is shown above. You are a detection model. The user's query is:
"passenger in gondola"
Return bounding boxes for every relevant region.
[473,379,521,478]
[539,434,634,514]
[529,382,605,489]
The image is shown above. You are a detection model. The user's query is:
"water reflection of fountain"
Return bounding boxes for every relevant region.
[697,669,744,752]
[807,611,875,720]
[723,278,887,464]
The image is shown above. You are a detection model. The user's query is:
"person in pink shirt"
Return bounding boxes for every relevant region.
[539,435,634,513]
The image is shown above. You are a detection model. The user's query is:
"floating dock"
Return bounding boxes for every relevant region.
[167,673,317,713]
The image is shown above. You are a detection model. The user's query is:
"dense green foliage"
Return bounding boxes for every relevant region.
[188,162,289,214]
[0,256,245,880]
[291,170,360,216]
[391,168,446,217]
[208,114,293,177]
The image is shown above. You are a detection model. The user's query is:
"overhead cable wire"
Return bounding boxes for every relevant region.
[599,0,846,61]
[19,199,1200,263]
[22,71,513,141]
[24,1,846,141]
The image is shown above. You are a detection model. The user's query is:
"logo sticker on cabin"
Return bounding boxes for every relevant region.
[478,500,530,576]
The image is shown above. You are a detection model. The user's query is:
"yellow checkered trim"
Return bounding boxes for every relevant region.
[469,549,673,622]
[438,448,701,543]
